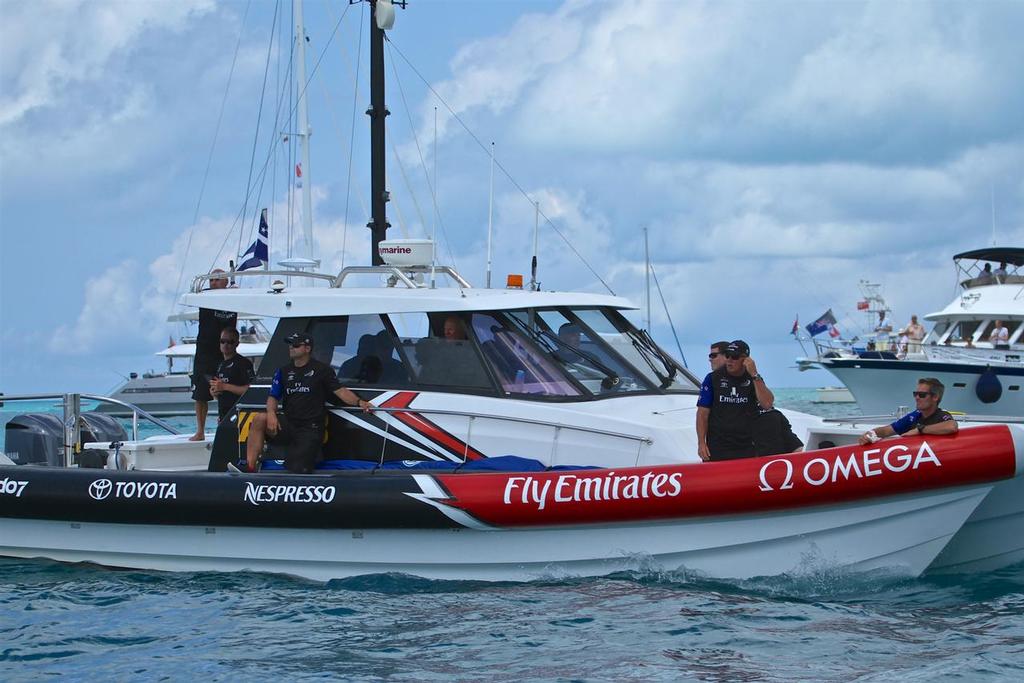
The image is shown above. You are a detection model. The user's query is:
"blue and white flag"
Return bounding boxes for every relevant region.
[805,309,838,337]
[238,209,269,271]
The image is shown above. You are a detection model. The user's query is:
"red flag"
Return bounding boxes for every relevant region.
[856,300,869,310]
[829,325,841,338]
[790,316,799,335]
[295,163,302,178]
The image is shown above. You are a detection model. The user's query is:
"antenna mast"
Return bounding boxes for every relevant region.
[366,0,401,264]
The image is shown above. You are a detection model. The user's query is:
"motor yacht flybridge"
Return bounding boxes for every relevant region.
[815,248,1024,416]
[2,1,1023,582]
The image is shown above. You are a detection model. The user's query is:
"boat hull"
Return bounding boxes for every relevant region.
[0,488,992,581]
[822,358,1024,416]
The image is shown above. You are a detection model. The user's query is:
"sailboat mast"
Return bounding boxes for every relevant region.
[294,0,314,263]
[368,0,391,265]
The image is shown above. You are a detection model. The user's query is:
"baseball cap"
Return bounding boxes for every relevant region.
[725,340,750,357]
[284,332,313,346]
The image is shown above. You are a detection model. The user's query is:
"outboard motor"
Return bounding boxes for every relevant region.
[976,366,1002,404]
[4,413,64,465]
[3,412,127,467]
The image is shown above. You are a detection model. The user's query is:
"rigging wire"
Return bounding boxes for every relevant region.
[385,37,612,295]
[386,40,458,270]
[234,0,281,266]
[172,0,252,312]
[649,261,687,367]
[217,0,353,271]
[341,0,365,270]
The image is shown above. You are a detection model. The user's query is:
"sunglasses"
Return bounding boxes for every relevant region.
[290,341,309,348]
[708,352,721,359]
[219,339,237,345]
[725,353,744,360]
[912,391,934,399]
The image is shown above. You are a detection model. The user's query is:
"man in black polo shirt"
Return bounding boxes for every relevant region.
[245,333,375,473]
[189,269,237,441]
[206,326,255,472]
[857,377,958,445]
[695,339,776,461]
[209,326,254,421]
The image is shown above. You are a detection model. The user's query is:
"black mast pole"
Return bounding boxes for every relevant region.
[367,0,390,265]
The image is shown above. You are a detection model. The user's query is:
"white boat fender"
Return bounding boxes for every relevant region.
[976,366,1002,404]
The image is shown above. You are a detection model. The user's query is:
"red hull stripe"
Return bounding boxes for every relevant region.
[381,392,486,461]
[432,425,1018,527]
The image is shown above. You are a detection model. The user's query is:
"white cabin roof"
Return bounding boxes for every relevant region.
[180,285,636,318]
[924,282,1024,322]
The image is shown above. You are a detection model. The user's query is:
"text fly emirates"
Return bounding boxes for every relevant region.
[504,472,683,511]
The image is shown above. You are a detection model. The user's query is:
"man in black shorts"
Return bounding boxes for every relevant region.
[695,339,776,461]
[245,333,375,473]
[189,269,237,440]
[206,326,255,472]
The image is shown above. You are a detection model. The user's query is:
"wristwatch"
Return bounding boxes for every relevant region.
[751,374,763,382]
[916,423,925,434]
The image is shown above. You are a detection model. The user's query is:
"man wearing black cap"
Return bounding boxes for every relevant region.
[245,332,374,473]
[695,339,775,461]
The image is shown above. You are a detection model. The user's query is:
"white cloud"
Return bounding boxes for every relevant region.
[417,0,1023,164]
[0,0,215,126]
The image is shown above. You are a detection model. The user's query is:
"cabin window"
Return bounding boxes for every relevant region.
[470,312,582,397]
[326,315,410,386]
[388,312,495,391]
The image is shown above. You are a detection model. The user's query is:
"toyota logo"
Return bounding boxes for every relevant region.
[89,479,113,501]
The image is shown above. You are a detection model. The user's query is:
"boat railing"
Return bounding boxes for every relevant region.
[191,269,337,293]
[236,402,653,466]
[0,393,181,467]
[191,264,472,293]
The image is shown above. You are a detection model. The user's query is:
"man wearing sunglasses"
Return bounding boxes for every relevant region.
[696,339,775,461]
[857,378,958,445]
[209,327,254,422]
[708,341,729,372]
[245,332,375,473]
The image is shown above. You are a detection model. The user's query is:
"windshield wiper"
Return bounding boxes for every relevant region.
[633,330,677,389]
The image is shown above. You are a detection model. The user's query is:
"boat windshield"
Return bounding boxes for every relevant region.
[260,306,699,399]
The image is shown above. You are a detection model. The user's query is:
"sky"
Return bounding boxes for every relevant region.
[1,0,1022,396]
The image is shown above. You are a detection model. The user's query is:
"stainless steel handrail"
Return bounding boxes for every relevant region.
[191,269,338,293]
[0,393,181,440]
[234,402,652,445]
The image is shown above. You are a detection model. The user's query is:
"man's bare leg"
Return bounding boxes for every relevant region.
[246,413,268,472]
[189,400,208,441]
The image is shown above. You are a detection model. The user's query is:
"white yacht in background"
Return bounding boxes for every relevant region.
[817,248,1023,416]
[98,318,270,417]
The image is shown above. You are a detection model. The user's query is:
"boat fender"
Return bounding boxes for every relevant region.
[975,366,1002,404]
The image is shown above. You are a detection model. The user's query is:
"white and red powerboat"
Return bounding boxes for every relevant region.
[2,1,1023,582]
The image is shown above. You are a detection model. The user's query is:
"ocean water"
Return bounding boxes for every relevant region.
[1,390,1022,681]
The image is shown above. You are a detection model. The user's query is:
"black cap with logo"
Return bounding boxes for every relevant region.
[284,332,313,347]
[725,339,750,357]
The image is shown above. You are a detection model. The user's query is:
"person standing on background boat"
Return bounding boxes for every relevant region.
[976,263,995,285]
[857,377,958,445]
[245,333,375,473]
[902,315,926,355]
[189,269,236,441]
[993,262,1008,283]
[708,340,729,372]
[989,319,1010,348]
[695,340,775,461]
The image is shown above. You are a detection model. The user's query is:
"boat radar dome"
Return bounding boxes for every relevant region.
[378,239,434,267]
